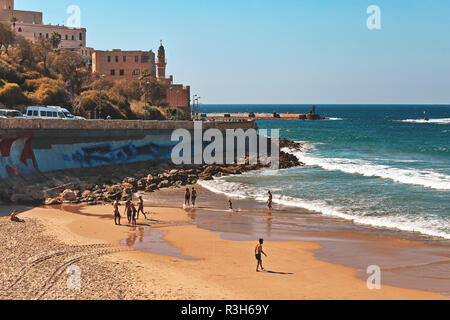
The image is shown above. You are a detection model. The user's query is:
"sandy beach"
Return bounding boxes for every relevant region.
[0,187,448,300]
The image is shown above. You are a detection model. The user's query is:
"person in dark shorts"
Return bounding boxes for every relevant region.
[184,188,191,207]
[113,201,121,225]
[267,191,273,210]
[255,238,267,272]
[191,187,197,207]
[229,199,233,210]
[137,196,147,220]
[131,202,137,225]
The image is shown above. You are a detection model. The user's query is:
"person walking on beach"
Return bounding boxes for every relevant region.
[229,199,233,210]
[184,188,191,207]
[191,187,198,207]
[113,201,121,225]
[137,196,147,220]
[131,202,137,225]
[124,200,132,224]
[255,239,268,272]
[267,191,273,210]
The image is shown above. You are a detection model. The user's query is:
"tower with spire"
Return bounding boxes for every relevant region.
[157,40,167,80]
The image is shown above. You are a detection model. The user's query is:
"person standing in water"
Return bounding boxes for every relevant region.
[255,239,268,272]
[191,187,198,207]
[131,202,137,225]
[184,188,191,207]
[137,196,147,220]
[113,201,121,225]
[124,200,132,224]
[267,191,273,210]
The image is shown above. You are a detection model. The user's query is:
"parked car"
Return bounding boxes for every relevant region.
[25,106,67,119]
[0,109,24,118]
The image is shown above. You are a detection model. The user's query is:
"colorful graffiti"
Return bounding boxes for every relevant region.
[0,132,37,179]
[62,140,175,167]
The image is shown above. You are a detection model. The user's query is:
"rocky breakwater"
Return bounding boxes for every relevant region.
[1,140,303,206]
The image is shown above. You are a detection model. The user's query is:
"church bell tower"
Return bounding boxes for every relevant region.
[157,40,167,79]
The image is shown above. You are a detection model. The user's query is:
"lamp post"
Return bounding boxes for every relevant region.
[144,81,150,120]
[196,96,201,120]
[192,94,197,120]
[97,74,105,119]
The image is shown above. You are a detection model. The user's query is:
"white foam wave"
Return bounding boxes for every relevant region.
[284,148,450,191]
[198,178,450,240]
[397,118,450,124]
[327,117,344,121]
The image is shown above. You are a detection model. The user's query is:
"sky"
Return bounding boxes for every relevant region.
[16,0,450,104]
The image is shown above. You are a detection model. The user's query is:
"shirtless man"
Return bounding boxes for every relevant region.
[137,196,147,220]
[228,199,233,210]
[130,202,137,225]
[267,191,273,210]
[255,239,268,272]
[184,188,191,207]
[191,187,198,207]
[124,200,132,224]
[113,201,121,225]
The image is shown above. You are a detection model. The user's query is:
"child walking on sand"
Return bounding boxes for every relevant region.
[255,239,268,272]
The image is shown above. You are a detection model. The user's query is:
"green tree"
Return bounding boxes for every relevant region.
[0,23,15,54]
[0,82,28,107]
[50,32,62,50]
[51,50,89,96]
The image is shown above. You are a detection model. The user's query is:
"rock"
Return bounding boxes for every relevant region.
[61,189,77,202]
[45,198,62,205]
[157,180,170,189]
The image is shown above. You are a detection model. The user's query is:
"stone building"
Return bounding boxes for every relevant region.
[0,0,87,51]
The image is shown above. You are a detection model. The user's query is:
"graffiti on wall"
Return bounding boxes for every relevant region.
[63,140,175,167]
[0,132,37,179]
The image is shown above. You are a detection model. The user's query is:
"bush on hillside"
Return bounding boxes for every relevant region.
[0,82,28,107]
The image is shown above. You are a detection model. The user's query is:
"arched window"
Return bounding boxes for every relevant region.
[18,28,22,32]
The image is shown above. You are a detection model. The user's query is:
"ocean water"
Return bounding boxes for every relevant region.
[198,105,450,240]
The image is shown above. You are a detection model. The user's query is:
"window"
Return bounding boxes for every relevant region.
[46,33,49,39]
[115,56,119,63]
[107,56,111,63]
[39,33,42,38]
[110,69,115,76]
[52,112,57,117]
[18,28,22,32]
[141,55,149,63]
[79,32,83,41]
[120,70,125,76]
[27,110,32,116]
[135,56,139,63]
[72,35,74,40]
[123,56,127,62]
[65,34,68,40]
[33,111,38,116]
[132,69,140,76]
[40,111,47,117]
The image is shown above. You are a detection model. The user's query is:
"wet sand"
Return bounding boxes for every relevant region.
[0,189,448,300]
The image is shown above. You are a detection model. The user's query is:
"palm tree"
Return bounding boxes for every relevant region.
[50,31,62,50]
[10,16,17,32]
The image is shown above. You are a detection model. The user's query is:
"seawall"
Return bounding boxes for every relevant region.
[0,119,257,180]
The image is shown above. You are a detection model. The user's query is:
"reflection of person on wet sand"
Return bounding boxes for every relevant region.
[137,196,147,220]
[10,210,24,223]
[184,188,191,207]
[255,239,268,272]
[113,201,121,225]
[267,191,273,210]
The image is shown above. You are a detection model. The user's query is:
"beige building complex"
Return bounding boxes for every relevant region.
[0,0,191,116]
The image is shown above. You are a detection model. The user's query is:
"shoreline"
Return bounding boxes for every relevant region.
[1,194,448,299]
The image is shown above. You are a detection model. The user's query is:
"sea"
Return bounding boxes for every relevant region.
[197,105,450,240]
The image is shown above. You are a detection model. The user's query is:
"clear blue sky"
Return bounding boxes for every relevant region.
[17,0,450,104]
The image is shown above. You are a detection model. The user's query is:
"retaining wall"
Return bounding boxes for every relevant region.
[0,119,257,179]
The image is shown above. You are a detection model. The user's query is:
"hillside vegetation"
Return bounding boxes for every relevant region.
[0,23,185,120]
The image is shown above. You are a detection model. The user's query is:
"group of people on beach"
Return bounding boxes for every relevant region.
[113,196,146,226]
[184,187,198,208]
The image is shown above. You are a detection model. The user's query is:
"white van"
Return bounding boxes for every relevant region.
[25,106,67,119]
[52,107,86,120]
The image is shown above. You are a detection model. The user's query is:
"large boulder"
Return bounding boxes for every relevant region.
[61,189,77,202]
